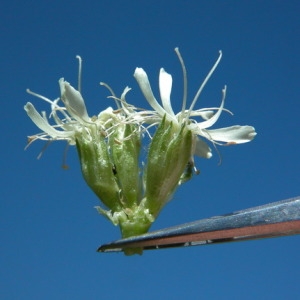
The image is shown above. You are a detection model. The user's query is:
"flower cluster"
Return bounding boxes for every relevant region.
[24,50,256,254]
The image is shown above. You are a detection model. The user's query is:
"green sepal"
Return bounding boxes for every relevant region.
[145,117,193,216]
[75,127,122,212]
[110,123,141,208]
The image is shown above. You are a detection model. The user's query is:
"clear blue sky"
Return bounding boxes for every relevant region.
[1,1,300,299]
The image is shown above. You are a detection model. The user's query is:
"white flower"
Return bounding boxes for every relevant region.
[24,79,91,145]
[24,57,130,148]
[133,49,257,159]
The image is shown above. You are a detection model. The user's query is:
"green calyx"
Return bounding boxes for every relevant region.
[75,116,193,255]
[144,117,193,217]
[76,121,141,212]
[75,120,154,252]
[75,125,122,212]
[110,123,141,208]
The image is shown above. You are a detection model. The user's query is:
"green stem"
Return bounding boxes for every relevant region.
[118,204,154,255]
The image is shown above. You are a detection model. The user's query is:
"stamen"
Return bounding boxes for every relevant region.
[61,143,70,169]
[26,89,62,110]
[214,143,223,166]
[37,140,52,159]
[76,55,82,93]
[100,82,121,110]
[174,48,188,121]
[25,135,39,149]
[187,50,223,120]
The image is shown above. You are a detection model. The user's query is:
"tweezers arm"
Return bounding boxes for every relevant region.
[98,196,300,252]
[138,220,300,250]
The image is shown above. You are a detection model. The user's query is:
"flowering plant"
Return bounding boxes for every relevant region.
[24,50,256,254]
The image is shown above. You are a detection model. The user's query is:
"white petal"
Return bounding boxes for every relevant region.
[24,102,73,139]
[197,86,226,129]
[134,68,174,120]
[120,86,133,115]
[189,110,215,120]
[120,86,131,102]
[50,98,69,127]
[206,125,257,143]
[98,107,114,121]
[194,137,212,158]
[159,68,175,117]
[59,78,89,122]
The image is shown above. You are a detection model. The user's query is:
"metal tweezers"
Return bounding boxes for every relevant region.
[98,196,300,253]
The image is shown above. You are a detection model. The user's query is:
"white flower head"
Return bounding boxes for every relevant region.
[24,56,130,149]
[133,48,257,159]
[24,51,258,253]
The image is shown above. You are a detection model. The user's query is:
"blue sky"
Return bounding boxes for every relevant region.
[1,0,300,299]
